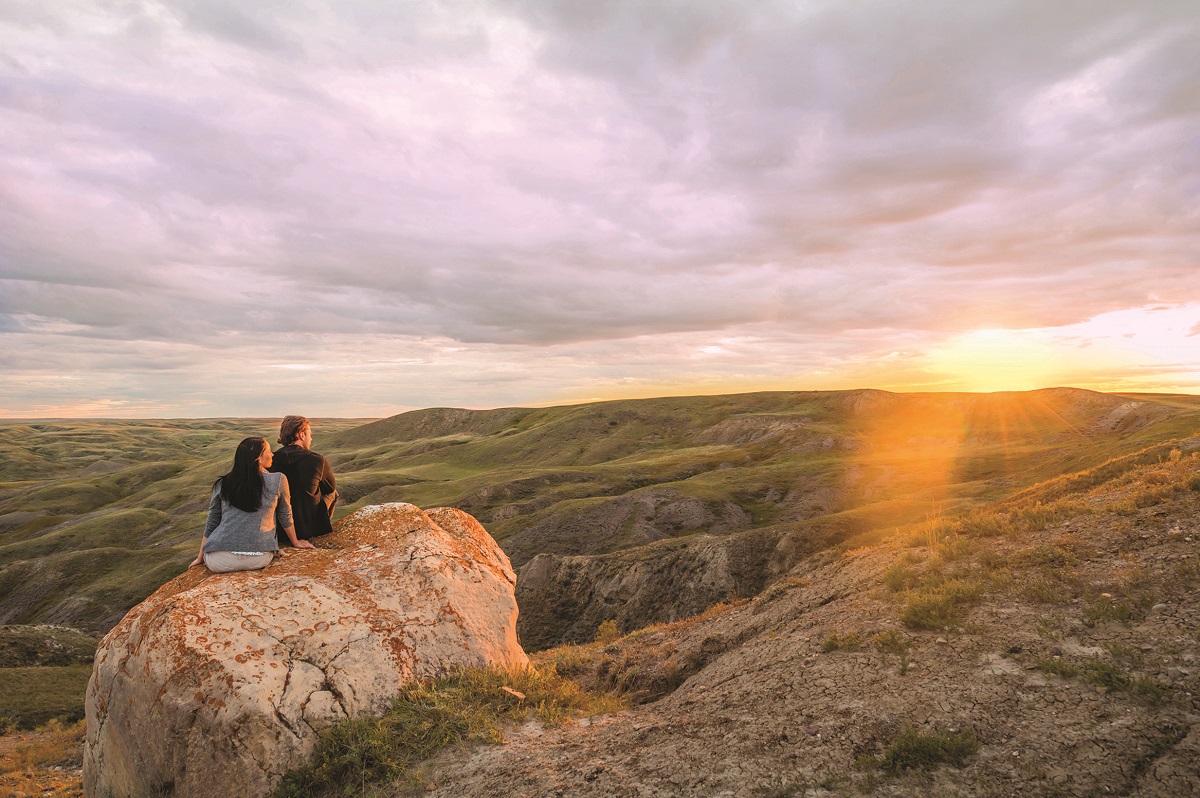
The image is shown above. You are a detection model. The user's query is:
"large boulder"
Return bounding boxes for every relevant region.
[83,504,527,798]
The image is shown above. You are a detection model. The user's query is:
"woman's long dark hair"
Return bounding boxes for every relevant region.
[215,436,267,513]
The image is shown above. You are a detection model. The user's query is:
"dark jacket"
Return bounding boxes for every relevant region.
[269,445,337,543]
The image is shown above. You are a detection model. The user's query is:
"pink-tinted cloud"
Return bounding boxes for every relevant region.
[0,0,1198,415]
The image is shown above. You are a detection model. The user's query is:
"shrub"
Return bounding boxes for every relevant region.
[882,560,920,593]
[879,727,979,772]
[871,629,911,673]
[872,629,907,655]
[594,619,622,644]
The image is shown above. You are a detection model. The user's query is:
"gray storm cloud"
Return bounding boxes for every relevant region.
[0,0,1198,414]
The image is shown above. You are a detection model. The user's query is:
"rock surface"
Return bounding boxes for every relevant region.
[83,503,527,798]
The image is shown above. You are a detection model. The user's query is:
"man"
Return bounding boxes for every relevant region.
[269,415,338,544]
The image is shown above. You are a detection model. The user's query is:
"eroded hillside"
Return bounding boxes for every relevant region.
[418,438,1200,797]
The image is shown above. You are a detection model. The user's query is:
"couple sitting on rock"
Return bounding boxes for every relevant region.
[190,415,339,573]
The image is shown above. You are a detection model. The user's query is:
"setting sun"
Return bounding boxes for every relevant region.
[929,329,1066,392]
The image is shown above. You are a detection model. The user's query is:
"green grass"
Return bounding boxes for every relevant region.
[1032,656,1080,678]
[273,666,623,797]
[899,578,983,631]
[0,664,92,729]
[1034,656,1165,702]
[1081,589,1158,627]
[0,508,169,564]
[878,727,979,772]
[821,631,864,652]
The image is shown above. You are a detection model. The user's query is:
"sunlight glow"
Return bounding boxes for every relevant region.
[928,329,1065,392]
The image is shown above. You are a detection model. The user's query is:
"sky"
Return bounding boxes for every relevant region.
[1,0,1198,418]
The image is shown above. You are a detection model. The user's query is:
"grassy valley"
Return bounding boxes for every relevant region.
[2,390,1199,637]
[0,419,369,632]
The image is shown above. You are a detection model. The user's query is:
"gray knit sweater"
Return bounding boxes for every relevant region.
[202,471,293,553]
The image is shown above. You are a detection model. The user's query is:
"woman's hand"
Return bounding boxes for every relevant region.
[281,525,314,550]
[189,554,205,567]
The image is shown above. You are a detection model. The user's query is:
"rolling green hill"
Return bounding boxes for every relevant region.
[0,419,369,631]
[1,389,1199,634]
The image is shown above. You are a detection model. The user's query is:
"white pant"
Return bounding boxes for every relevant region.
[203,551,273,573]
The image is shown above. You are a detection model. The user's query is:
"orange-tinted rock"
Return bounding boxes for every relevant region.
[83,504,527,798]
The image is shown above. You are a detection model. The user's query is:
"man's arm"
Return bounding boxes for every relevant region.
[319,456,337,514]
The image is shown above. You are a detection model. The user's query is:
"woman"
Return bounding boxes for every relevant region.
[191,436,315,573]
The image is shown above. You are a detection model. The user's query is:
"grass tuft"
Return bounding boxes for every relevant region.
[878,727,979,772]
[821,631,864,652]
[899,579,982,631]
[1034,656,1165,702]
[1032,656,1079,679]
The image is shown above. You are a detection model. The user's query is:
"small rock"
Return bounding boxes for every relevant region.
[936,637,949,645]
[1167,667,1191,679]
[1051,647,1063,657]
[1151,604,1169,613]
[804,725,820,736]
[1008,645,1023,654]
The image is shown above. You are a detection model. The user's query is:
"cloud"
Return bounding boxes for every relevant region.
[0,0,1198,414]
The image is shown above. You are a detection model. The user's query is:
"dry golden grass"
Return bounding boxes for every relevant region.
[0,719,85,798]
